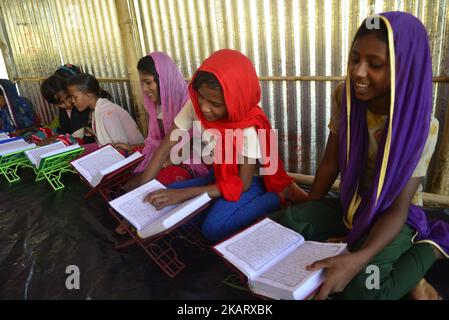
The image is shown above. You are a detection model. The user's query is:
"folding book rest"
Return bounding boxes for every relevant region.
[109,203,210,278]
[33,147,85,191]
[0,148,35,183]
[80,156,143,202]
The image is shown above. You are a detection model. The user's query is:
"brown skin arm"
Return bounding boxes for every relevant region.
[123,124,181,191]
[145,157,257,210]
[308,177,422,300]
[12,124,39,137]
[113,143,145,152]
[36,134,59,146]
[308,132,340,201]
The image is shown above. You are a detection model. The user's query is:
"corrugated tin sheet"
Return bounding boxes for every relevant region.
[0,0,133,125]
[130,0,449,175]
[0,0,448,176]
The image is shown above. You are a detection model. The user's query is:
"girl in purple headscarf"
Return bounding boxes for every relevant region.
[277,12,447,299]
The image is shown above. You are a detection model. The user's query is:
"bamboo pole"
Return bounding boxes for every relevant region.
[13,76,130,82]
[15,75,449,83]
[289,173,449,207]
[114,0,147,136]
[431,107,449,196]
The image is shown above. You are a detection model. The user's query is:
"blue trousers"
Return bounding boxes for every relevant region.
[168,170,281,242]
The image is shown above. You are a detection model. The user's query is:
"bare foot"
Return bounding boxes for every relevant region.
[408,279,442,300]
[115,220,132,235]
[326,236,347,243]
[433,247,445,260]
[279,183,308,204]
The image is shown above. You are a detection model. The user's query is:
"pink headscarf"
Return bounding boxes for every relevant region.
[134,52,207,177]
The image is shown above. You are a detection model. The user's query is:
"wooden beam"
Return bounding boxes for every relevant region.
[13,77,130,82]
[114,0,147,135]
[431,107,449,196]
[288,173,449,207]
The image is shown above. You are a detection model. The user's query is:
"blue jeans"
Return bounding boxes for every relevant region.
[168,169,281,242]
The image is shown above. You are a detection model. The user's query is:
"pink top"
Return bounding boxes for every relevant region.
[134,52,208,177]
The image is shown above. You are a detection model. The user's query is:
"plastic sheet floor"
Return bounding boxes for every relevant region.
[1,170,448,300]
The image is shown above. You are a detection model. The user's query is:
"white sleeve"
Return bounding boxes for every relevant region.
[174,100,195,131]
[102,109,131,144]
[411,117,439,177]
[242,127,261,159]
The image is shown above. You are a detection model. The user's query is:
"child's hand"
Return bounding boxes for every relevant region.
[144,189,189,210]
[279,182,309,205]
[123,173,143,192]
[113,143,133,152]
[84,127,95,137]
[37,136,57,146]
[306,252,367,300]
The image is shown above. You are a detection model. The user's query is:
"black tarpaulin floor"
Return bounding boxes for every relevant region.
[1,170,448,300]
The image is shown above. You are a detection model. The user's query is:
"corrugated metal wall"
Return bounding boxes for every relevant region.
[0,0,448,176]
[130,0,449,175]
[0,0,133,124]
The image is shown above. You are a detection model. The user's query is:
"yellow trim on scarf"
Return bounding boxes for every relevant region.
[411,231,449,259]
[344,15,395,228]
[343,183,362,229]
[375,15,396,206]
[345,78,351,166]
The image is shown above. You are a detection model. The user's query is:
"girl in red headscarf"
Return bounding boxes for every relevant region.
[134,49,307,242]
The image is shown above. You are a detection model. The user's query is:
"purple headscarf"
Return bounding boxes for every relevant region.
[339,12,449,256]
[134,52,208,177]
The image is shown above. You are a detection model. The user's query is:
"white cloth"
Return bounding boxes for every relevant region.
[93,98,144,147]
[174,100,262,162]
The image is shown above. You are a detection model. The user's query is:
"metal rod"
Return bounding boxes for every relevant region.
[15,76,449,83]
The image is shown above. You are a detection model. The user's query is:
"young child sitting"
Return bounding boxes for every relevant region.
[275,12,447,300]
[130,49,307,242]
[67,73,144,148]
[37,64,94,146]
[0,79,38,139]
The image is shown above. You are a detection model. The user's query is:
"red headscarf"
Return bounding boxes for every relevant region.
[188,49,292,201]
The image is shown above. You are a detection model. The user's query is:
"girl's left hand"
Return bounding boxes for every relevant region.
[306,252,368,300]
[144,189,189,210]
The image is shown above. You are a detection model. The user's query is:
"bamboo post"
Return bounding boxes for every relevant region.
[114,0,147,136]
[288,173,449,207]
[431,108,449,196]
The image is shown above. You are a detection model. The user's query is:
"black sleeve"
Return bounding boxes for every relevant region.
[69,108,90,132]
[57,110,71,134]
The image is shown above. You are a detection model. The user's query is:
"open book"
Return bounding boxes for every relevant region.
[0,132,10,141]
[213,218,347,300]
[0,138,36,156]
[71,145,143,188]
[109,179,211,239]
[25,142,81,168]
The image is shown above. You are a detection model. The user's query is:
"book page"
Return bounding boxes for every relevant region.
[72,145,124,183]
[25,141,65,167]
[214,218,303,278]
[99,151,142,177]
[40,144,81,159]
[0,137,21,145]
[257,241,346,289]
[109,180,177,230]
[0,139,35,156]
[0,133,10,141]
[138,191,211,239]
